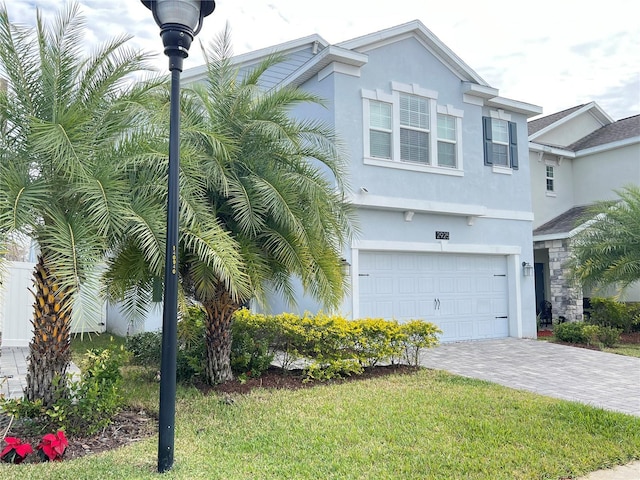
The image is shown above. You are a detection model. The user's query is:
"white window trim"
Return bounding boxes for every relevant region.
[545,164,555,193]
[362,85,464,174]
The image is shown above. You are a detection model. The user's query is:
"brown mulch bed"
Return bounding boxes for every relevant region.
[2,364,417,463]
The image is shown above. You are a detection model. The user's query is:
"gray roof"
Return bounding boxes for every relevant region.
[569,114,640,150]
[528,105,585,136]
[533,205,592,236]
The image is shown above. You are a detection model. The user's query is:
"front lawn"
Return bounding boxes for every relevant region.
[1,353,639,480]
[537,330,640,358]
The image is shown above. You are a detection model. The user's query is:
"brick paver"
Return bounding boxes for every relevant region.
[420,338,640,416]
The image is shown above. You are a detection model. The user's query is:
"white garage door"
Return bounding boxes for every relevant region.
[358,251,509,342]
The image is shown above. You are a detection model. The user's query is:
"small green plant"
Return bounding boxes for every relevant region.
[125,331,162,368]
[587,297,640,333]
[401,320,442,366]
[554,322,588,344]
[1,346,126,436]
[595,326,622,348]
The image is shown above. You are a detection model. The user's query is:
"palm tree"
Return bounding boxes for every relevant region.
[569,185,640,296]
[109,29,356,384]
[0,3,157,405]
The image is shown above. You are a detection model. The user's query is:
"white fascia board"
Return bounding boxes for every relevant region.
[461,82,499,99]
[347,193,534,221]
[574,136,640,157]
[528,142,576,158]
[280,46,368,88]
[347,193,487,216]
[182,34,330,85]
[352,239,521,255]
[486,96,543,117]
[529,102,613,142]
[533,232,571,242]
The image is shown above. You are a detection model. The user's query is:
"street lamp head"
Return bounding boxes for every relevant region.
[141,0,215,70]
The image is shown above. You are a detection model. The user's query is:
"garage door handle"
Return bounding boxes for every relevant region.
[359,273,369,277]
[495,316,508,319]
[434,298,440,310]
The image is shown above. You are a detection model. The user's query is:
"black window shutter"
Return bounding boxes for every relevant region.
[483,116,493,165]
[509,121,518,169]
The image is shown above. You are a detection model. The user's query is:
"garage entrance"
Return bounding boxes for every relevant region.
[358,251,509,342]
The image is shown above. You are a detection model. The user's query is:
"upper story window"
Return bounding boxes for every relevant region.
[545,165,554,191]
[483,112,518,171]
[363,82,464,175]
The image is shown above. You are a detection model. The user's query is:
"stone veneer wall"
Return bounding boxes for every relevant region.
[534,238,583,322]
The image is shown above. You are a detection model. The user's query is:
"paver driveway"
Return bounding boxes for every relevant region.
[419,338,640,416]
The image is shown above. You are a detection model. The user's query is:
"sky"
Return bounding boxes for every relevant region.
[3,0,640,120]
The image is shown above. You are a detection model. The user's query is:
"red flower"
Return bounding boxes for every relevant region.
[1,437,34,464]
[37,430,68,462]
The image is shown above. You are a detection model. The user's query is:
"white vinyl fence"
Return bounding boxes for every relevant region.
[0,261,106,347]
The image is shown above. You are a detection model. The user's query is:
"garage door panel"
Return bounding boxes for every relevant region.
[375,277,394,294]
[359,251,510,342]
[399,300,417,317]
[398,278,415,294]
[438,277,455,293]
[418,278,435,294]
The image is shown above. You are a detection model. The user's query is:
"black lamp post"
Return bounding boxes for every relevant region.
[140,0,215,473]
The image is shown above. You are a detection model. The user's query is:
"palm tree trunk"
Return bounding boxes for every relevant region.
[25,255,71,407]
[202,285,241,384]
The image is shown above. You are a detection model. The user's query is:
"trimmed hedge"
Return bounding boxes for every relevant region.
[587,297,640,333]
[126,309,442,383]
[232,309,442,380]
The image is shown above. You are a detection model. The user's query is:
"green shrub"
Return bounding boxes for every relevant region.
[587,297,639,333]
[352,318,404,367]
[554,322,588,344]
[176,306,206,381]
[231,329,274,378]
[231,310,441,381]
[595,326,622,348]
[304,358,363,382]
[125,331,162,368]
[401,320,442,366]
[1,346,126,436]
[581,325,601,346]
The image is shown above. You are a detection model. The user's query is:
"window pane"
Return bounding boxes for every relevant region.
[437,141,456,167]
[400,128,428,163]
[370,130,391,158]
[370,101,392,129]
[492,119,509,143]
[400,94,429,129]
[437,114,456,140]
[546,178,554,191]
[492,143,508,165]
[546,165,554,178]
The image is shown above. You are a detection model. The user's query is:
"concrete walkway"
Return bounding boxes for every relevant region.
[1,346,80,399]
[420,338,640,416]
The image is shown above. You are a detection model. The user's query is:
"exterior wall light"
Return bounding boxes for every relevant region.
[522,261,534,277]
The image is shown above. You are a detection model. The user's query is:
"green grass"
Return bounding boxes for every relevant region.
[70,332,127,365]
[602,343,640,357]
[537,333,640,358]
[1,366,639,479]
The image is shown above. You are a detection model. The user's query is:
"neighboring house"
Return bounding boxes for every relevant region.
[529,103,640,322]
[175,19,543,342]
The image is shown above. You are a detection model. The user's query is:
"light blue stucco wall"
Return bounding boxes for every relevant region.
[263,36,537,339]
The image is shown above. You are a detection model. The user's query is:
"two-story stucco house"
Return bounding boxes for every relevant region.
[174,20,544,343]
[529,102,640,322]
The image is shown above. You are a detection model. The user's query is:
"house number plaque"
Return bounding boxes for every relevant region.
[435,231,450,240]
